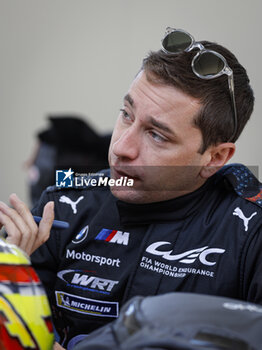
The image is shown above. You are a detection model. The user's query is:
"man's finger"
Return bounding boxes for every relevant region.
[35,201,55,251]
[7,195,39,254]
[0,211,22,247]
[0,201,33,244]
[9,193,37,233]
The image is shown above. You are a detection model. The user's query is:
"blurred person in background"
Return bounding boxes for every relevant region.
[25,115,111,207]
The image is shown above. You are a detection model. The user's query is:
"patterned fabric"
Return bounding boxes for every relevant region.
[217,164,262,208]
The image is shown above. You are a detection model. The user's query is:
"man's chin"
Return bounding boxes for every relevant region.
[109,186,174,204]
[110,187,148,204]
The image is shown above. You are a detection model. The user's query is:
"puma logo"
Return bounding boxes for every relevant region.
[59,195,84,214]
[233,207,257,231]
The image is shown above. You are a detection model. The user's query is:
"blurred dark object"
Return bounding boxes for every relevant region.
[72,292,262,350]
[25,115,111,207]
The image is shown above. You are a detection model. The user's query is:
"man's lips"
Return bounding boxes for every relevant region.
[111,166,141,181]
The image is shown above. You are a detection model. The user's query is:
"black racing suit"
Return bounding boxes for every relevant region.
[31,164,262,346]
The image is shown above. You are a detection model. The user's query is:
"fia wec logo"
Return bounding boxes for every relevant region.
[146,242,225,266]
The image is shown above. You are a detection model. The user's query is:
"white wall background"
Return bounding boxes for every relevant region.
[0,0,261,205]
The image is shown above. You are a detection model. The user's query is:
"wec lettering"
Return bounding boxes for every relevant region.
[146,242,225,266]
[66,249,120,267]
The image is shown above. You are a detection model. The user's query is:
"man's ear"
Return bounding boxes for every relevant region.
[200,143,235,179]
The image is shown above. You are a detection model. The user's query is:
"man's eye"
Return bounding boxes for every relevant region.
[120,109,131,120]
[150,131,166,143]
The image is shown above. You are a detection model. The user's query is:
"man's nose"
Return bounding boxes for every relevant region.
[112,127,140,161]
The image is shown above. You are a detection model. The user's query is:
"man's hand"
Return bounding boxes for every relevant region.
[0,193,54,255]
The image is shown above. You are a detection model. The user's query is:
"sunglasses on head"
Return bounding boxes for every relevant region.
[161,27,237,142]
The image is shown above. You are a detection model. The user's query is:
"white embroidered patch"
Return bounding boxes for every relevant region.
[233,207,257,231]
[59,195,84,214]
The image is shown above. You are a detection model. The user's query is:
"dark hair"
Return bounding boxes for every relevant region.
[142,42,254,152]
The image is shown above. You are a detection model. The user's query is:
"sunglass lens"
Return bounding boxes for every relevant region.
[162,31,192,53]
[193,52,225,77]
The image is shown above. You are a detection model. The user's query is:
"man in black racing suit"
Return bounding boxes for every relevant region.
[31,165,262,346]
[0,28,260,348]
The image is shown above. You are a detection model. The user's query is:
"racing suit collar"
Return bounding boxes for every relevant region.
[116,177,214,225]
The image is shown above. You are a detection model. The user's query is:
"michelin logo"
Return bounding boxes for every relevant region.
[146,242,225,266]
[56,291,118,317]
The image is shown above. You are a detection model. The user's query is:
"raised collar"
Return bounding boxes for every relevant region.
[116,178,214,225]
